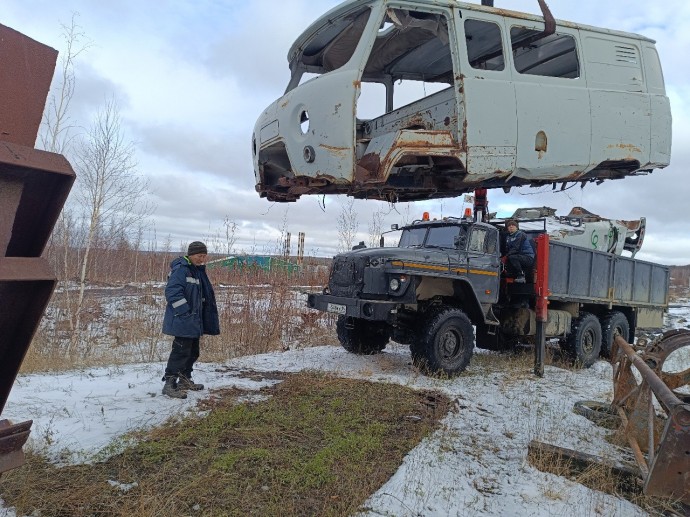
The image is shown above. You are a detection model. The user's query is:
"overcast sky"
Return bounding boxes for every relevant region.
[3,0,689,264]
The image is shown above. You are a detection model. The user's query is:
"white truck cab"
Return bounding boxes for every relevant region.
[252,0,671,202]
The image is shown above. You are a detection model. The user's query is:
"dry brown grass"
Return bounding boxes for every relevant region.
[22,268,334,373]
[0,372,451,517]
[527,426,687,515]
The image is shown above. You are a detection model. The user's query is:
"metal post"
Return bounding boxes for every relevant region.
[284,232,291,259]
[297,232,305,265]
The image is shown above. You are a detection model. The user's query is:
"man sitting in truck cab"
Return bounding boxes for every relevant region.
[504,219,534,283]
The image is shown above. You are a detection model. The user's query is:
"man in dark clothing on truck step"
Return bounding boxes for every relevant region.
[504,219,534,283]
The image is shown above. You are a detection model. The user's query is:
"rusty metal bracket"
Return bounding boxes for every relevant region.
[0,23,76,474]
[0,419,32,474]
[611,331,690,504]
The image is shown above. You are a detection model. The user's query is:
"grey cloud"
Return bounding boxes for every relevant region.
[133,123,254,188]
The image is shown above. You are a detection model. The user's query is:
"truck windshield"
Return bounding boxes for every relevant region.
[398,227,427,247]
[426,225,464,249]
[398,225,466,249]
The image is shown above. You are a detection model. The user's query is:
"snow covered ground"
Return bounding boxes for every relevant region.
[1,303,689,516]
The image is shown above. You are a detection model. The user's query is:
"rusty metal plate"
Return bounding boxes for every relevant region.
[0,142,75,257]
[0,24,58,148]
[0,419,32,473]
[0,22,73,476]
[644,404,690,504]
[0,144,74,415]
[0,273,55,414]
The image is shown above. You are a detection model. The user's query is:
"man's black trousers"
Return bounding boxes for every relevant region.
[505,254,534,279]
[163,336,200,381]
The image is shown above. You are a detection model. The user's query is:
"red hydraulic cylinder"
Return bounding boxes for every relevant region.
[533,234,550,376]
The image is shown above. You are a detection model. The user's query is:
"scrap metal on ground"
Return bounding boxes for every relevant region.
[611,330,690,504]
[531,330,689,507]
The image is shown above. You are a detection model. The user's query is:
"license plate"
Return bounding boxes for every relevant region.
[326,303,346,315]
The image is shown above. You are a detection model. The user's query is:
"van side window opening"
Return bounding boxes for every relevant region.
[510,27,580,78]
[359,8,452,115]
[464,19,505,71]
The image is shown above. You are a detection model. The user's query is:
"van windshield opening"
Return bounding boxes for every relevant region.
[287,8,371,91]
[287,7,453,111]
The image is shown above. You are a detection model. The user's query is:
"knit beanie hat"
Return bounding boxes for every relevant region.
[187,241,208,256]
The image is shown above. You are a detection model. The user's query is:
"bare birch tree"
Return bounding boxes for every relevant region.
[336,197,359,252]
[367,207,386,248]
[69,99,152,357]
[40,14,91,336]
[39,14,90,155]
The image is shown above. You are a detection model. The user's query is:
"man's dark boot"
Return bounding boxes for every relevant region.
[178,375,204,391]
[162,378,187,399]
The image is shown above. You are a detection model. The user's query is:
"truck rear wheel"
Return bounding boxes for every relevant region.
[564,312,602,368]
[600,311,629,358]
[336,316,389,355]
[415,308,474,376]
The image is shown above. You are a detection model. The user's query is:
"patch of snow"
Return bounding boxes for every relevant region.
[2,344,660,516]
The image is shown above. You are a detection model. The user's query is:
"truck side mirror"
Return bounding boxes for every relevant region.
[391,224,399,230]
[380,236,384,247]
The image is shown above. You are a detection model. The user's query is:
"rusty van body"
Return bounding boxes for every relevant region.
[252,0,671,202]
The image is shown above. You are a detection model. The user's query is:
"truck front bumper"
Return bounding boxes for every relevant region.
[306,293,401,321]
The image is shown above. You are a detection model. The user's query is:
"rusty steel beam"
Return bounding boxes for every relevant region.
[0,23,76,476]
[611,332,690,504]
[0,24,57,147]
[527,440,641,494]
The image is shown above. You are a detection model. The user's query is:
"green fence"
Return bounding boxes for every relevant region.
[207,255,300,274]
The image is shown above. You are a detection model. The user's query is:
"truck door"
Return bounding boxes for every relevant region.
[466,225,501,304]
[455,12,517,176]
[509,24,591,178]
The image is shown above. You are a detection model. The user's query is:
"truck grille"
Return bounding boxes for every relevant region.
[329,256,366,297]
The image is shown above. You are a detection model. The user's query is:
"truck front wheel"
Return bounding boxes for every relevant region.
[415,308,474,376]
[564,312,602,368]
[336,316,389,355]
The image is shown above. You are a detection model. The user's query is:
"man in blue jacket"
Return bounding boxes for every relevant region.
[161,241,220,399]
[504,220,534,283]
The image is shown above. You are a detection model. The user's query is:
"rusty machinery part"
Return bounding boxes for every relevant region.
[0,419,32,475]
[0,24,57,148]
[0,24,76,475]
[610,330,690,505]
[527,440,641,496]
[481,1,555,37]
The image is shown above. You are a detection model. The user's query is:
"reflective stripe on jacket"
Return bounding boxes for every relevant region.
[162,256,220,338]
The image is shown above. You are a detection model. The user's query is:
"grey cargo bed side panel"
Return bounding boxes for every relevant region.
[547,242,669,308]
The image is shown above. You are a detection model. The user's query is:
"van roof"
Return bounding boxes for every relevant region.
[288,0,656,66]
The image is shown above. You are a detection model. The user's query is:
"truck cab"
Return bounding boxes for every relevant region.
[307,216,506,374]
[311,217,501,321]
[253,0,671,203]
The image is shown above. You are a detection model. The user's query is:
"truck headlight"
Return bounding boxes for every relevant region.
[389,278,401,291]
